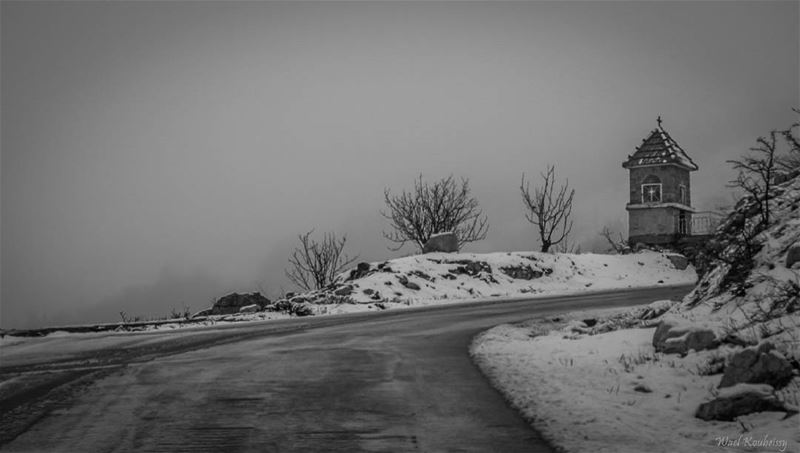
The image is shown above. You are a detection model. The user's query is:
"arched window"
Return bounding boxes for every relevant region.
[641,175,661,203]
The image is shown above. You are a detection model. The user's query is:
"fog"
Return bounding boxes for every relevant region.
[2,1,797,329]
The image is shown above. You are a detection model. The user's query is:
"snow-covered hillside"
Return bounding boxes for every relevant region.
[284,250,696,316]
[471,174,800,453]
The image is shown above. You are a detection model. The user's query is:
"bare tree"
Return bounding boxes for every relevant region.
[382,175,489,251]
[599,226,629,254]
[286,230,358,291]
[727,131,779,227]
[778,108,800,172]
[520,165,575,253]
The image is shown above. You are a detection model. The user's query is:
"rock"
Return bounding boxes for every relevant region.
[633,383,653,393]
[272,299,292,312]
[397,275,420,290]
[786,242,800,268]
[695,383,794,421]
[348,262,372,280]
[719,342,794,389]
[191,308,213,318]
[363,288,375,295]
[652,317,719,355]
[640,299,677,321]
[451,260,492,277]
[290,302,315,317]
[211,292,271,315]
[238,304,260,314]
[333,286,353,296]
[422,232,459,253]
[289,295,309,304]
[410,270,432,281]
[665,254,689,270]
[500,265,543,280]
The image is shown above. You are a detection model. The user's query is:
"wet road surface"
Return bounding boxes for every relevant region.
[0,285,691,452]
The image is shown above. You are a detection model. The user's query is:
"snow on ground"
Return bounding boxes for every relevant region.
[320,250,695,315]
[470,174,800,453]
[471,306,799,453]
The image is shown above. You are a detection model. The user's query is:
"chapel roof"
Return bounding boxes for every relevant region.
[622,118,698,171]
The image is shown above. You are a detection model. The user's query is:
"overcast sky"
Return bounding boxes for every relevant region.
[2,1,798,329]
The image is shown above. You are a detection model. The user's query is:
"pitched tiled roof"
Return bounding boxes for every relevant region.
[622,124,698,171]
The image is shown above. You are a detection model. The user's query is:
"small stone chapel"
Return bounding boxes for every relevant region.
[622,118,699,245]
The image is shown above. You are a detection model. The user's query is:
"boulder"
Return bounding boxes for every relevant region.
[238,304,260,313]
[422,232,459,254]
[397,275,420,290]
[290,302,315,317]
[403,281,421,291]
[665,254,689,270]
[348,262,372,280]
[652,317,719,355]
[211,292,271,315]
[451,260,492,277]
[640,299,677,321]
[333,286,353,296]
[272,299,293,312]
[719,342,794,389]
[695,383,793,421]
[787,242,800,269]
[500,265,543,280]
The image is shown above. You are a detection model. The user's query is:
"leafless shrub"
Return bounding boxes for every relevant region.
[169,304,192,319]
[118,311,142,324]
[382,174,489,251]
[727,131,780,227]
[599,226,629,254]
[286,230,358,291]
[777,108,800,172]
[520,165,575,253]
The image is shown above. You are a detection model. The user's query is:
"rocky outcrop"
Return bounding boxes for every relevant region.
[665,254,689,270]
[718,342,794,389]
[695,383,794,421]
[397,275,421,290]
[639,299,677,321]
[290,302,315,317]
[347,262,373,280]
[500,265,543,280]
[422,232,458,253]
[787,242,800,269]
[652,317,719,355]
[211,292,271,315]
[450,260,492,277]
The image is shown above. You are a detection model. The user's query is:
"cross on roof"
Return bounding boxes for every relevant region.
[657,116,662,128]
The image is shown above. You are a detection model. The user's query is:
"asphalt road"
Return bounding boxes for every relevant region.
[0,285,691,452]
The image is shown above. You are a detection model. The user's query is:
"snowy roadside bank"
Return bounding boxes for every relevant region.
[2,250,696,338]
[470,306,799,453]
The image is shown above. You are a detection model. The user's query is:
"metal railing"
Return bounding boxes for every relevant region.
[674,212,724,236]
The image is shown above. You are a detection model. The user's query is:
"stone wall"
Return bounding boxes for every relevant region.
[628,206,684,239]
[628,165,691,206]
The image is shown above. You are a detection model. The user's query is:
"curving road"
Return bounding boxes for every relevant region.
[0,285,691,452]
